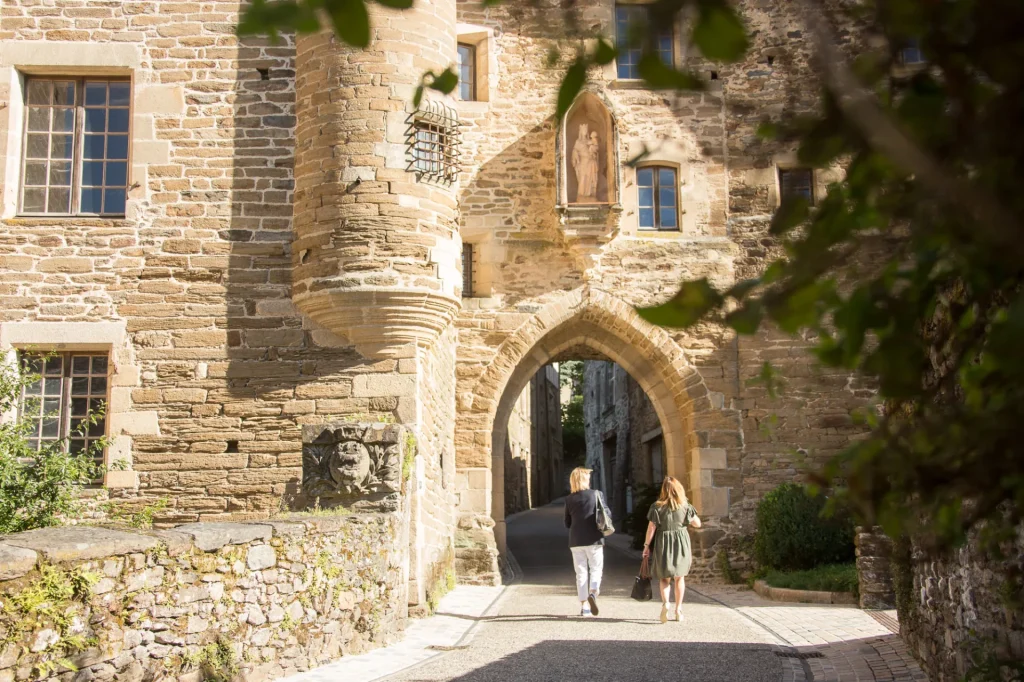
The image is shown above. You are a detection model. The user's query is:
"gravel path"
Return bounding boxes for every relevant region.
[387,501,785,682]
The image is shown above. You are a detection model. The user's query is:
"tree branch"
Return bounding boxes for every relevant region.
[797,0,1024,264]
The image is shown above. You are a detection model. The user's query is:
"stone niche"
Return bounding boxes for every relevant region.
[299,423,407,512]
[558,91,619,207]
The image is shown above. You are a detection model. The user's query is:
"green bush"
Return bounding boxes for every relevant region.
[754,483,855,571]
[762,563,859,597]
[0,356,102,533]
[624,484,660,549]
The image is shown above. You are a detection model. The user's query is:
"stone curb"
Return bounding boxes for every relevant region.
[753,579,857,605]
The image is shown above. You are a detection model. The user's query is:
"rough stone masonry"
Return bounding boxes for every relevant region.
[0,0,877,629]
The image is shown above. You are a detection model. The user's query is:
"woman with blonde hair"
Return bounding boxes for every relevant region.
[563,467,606,617]
[641,476,701,623]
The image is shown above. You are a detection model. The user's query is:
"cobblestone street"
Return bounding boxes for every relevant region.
[287,501,930,682]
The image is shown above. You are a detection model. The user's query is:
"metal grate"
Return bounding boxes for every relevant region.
[779,167,814,202]
[775,651,825,659]
[462,242,474,297]
[406,100,462,185]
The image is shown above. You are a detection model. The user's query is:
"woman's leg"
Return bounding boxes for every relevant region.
[659,578,671,623]
[673,577,685,616]
[588,546,604,597]
[570,547,589,608]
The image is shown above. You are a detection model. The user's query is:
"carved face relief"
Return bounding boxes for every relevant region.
[329,439,371,490]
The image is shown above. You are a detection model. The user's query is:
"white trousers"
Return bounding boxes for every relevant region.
[570,545,604,602]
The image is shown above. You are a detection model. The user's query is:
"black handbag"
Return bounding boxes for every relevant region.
[595,491,615,536]
[630,556,653,601]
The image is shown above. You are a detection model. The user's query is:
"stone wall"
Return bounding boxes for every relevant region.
[855,526,894,610]
[0,515,408,682]
[896,524,1024,680]
[529,364,564,506]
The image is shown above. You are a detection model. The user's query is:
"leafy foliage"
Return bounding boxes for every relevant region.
[0,357,103,534]
[754,483,855,571]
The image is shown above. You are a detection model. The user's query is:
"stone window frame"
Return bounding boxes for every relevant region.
[0,321,146,490]
[1,42,181,222]
[634,162,681,232]
[455,24,494,105]
[772,153,830,208]
[457,43,477,102]
[18,76,133,218]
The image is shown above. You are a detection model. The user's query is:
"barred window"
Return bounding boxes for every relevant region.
[407,101,461,184]
[21,78,130,216]
[778,168,814,202]
[462,243,474,297]
[615,4,673,80]
[897,39,925,66]
[18,352,109,462]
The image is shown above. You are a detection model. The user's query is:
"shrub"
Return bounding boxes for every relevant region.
[762,563,859,597]
[624,483,660,549]
[754,483,855,571]
[0,356,102,533]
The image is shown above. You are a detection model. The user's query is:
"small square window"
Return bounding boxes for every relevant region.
[897,39,925,66]
[458,43,476,101]
[407,101,461,184]
[19,77,131,217]
[637,165,678,231]
[778,168,814,203]
[615,4,674,80]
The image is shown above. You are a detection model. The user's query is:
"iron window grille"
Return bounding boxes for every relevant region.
[637,165,679,230]
[615,4,674,80]
[462,242,474,297]
[458,43,477,101]
[406,100,462,184]
[18,352,109,464]
[20,78,130,216]
[778,168,814,203]
[896,39,925,66]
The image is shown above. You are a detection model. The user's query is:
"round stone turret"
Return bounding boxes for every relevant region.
[292,0,461,358]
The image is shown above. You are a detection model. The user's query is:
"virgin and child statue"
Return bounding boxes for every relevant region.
[571,123,601,203]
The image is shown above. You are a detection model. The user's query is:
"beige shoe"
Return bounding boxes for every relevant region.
[660,603,669,624]
[674,606,684,623]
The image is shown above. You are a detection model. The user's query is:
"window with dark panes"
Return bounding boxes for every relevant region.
[18,353,109,463]
[458,43,476,101]
[897,39,925,66]
[21,78,130,216]
[462,242,474,297]
[778,168,814,202]
[637,166,678,230]
[615,4,673,80]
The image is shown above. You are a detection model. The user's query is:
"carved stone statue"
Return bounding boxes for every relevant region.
[572,123,600,202]
[300,423,404,510]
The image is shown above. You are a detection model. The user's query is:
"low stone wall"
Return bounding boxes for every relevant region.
[753,579,857,605]
[0,513,408,682]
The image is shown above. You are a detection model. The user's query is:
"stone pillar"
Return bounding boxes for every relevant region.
[292,0,461,359]
[856,525,896,609]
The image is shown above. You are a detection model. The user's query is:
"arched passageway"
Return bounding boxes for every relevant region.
[454,288,728,583]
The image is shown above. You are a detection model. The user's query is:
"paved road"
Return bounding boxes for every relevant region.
[388,501,784,682]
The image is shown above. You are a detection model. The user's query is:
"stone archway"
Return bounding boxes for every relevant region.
[454,287,723,584]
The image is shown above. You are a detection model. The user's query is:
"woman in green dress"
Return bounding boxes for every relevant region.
[641,476,702,623]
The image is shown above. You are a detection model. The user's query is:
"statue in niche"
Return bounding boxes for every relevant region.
[572,123,600,203]
[301,424,401,501]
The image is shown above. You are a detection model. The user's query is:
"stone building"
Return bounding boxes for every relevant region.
[583,360,662,521]
[503,364,563,517]
[0,0,878,607]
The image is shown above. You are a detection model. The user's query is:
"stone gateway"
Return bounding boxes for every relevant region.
[0,0,873,637]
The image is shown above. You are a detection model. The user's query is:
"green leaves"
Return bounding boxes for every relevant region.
[325,0,371,48]
[770,197,810,236]
[637,54,705,91]
[636,278,724,328]
[691,0,748,62]
[413,68,459,108]
[556,58,589,121]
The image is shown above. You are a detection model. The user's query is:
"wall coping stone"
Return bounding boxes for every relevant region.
[0,543,38,580]
[172,522,273,552]
[753,579,858,606]
[244,519,307,537]
[1,526,159,563]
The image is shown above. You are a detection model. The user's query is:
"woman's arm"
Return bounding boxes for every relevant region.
[641,520,657,557]
[691,513,702,529]
[564,499,572,528]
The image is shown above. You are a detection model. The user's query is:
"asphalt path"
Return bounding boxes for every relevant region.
[387,500,784,682]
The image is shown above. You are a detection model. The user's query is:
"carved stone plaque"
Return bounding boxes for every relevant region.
[300,423,405,512]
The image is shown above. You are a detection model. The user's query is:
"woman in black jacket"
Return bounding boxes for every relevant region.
[563,467,605,617]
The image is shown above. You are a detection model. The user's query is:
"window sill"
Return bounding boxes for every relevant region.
[5,216,132,228]
[633,229,685,239]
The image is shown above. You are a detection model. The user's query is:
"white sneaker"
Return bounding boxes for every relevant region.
[580,607,593,617]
